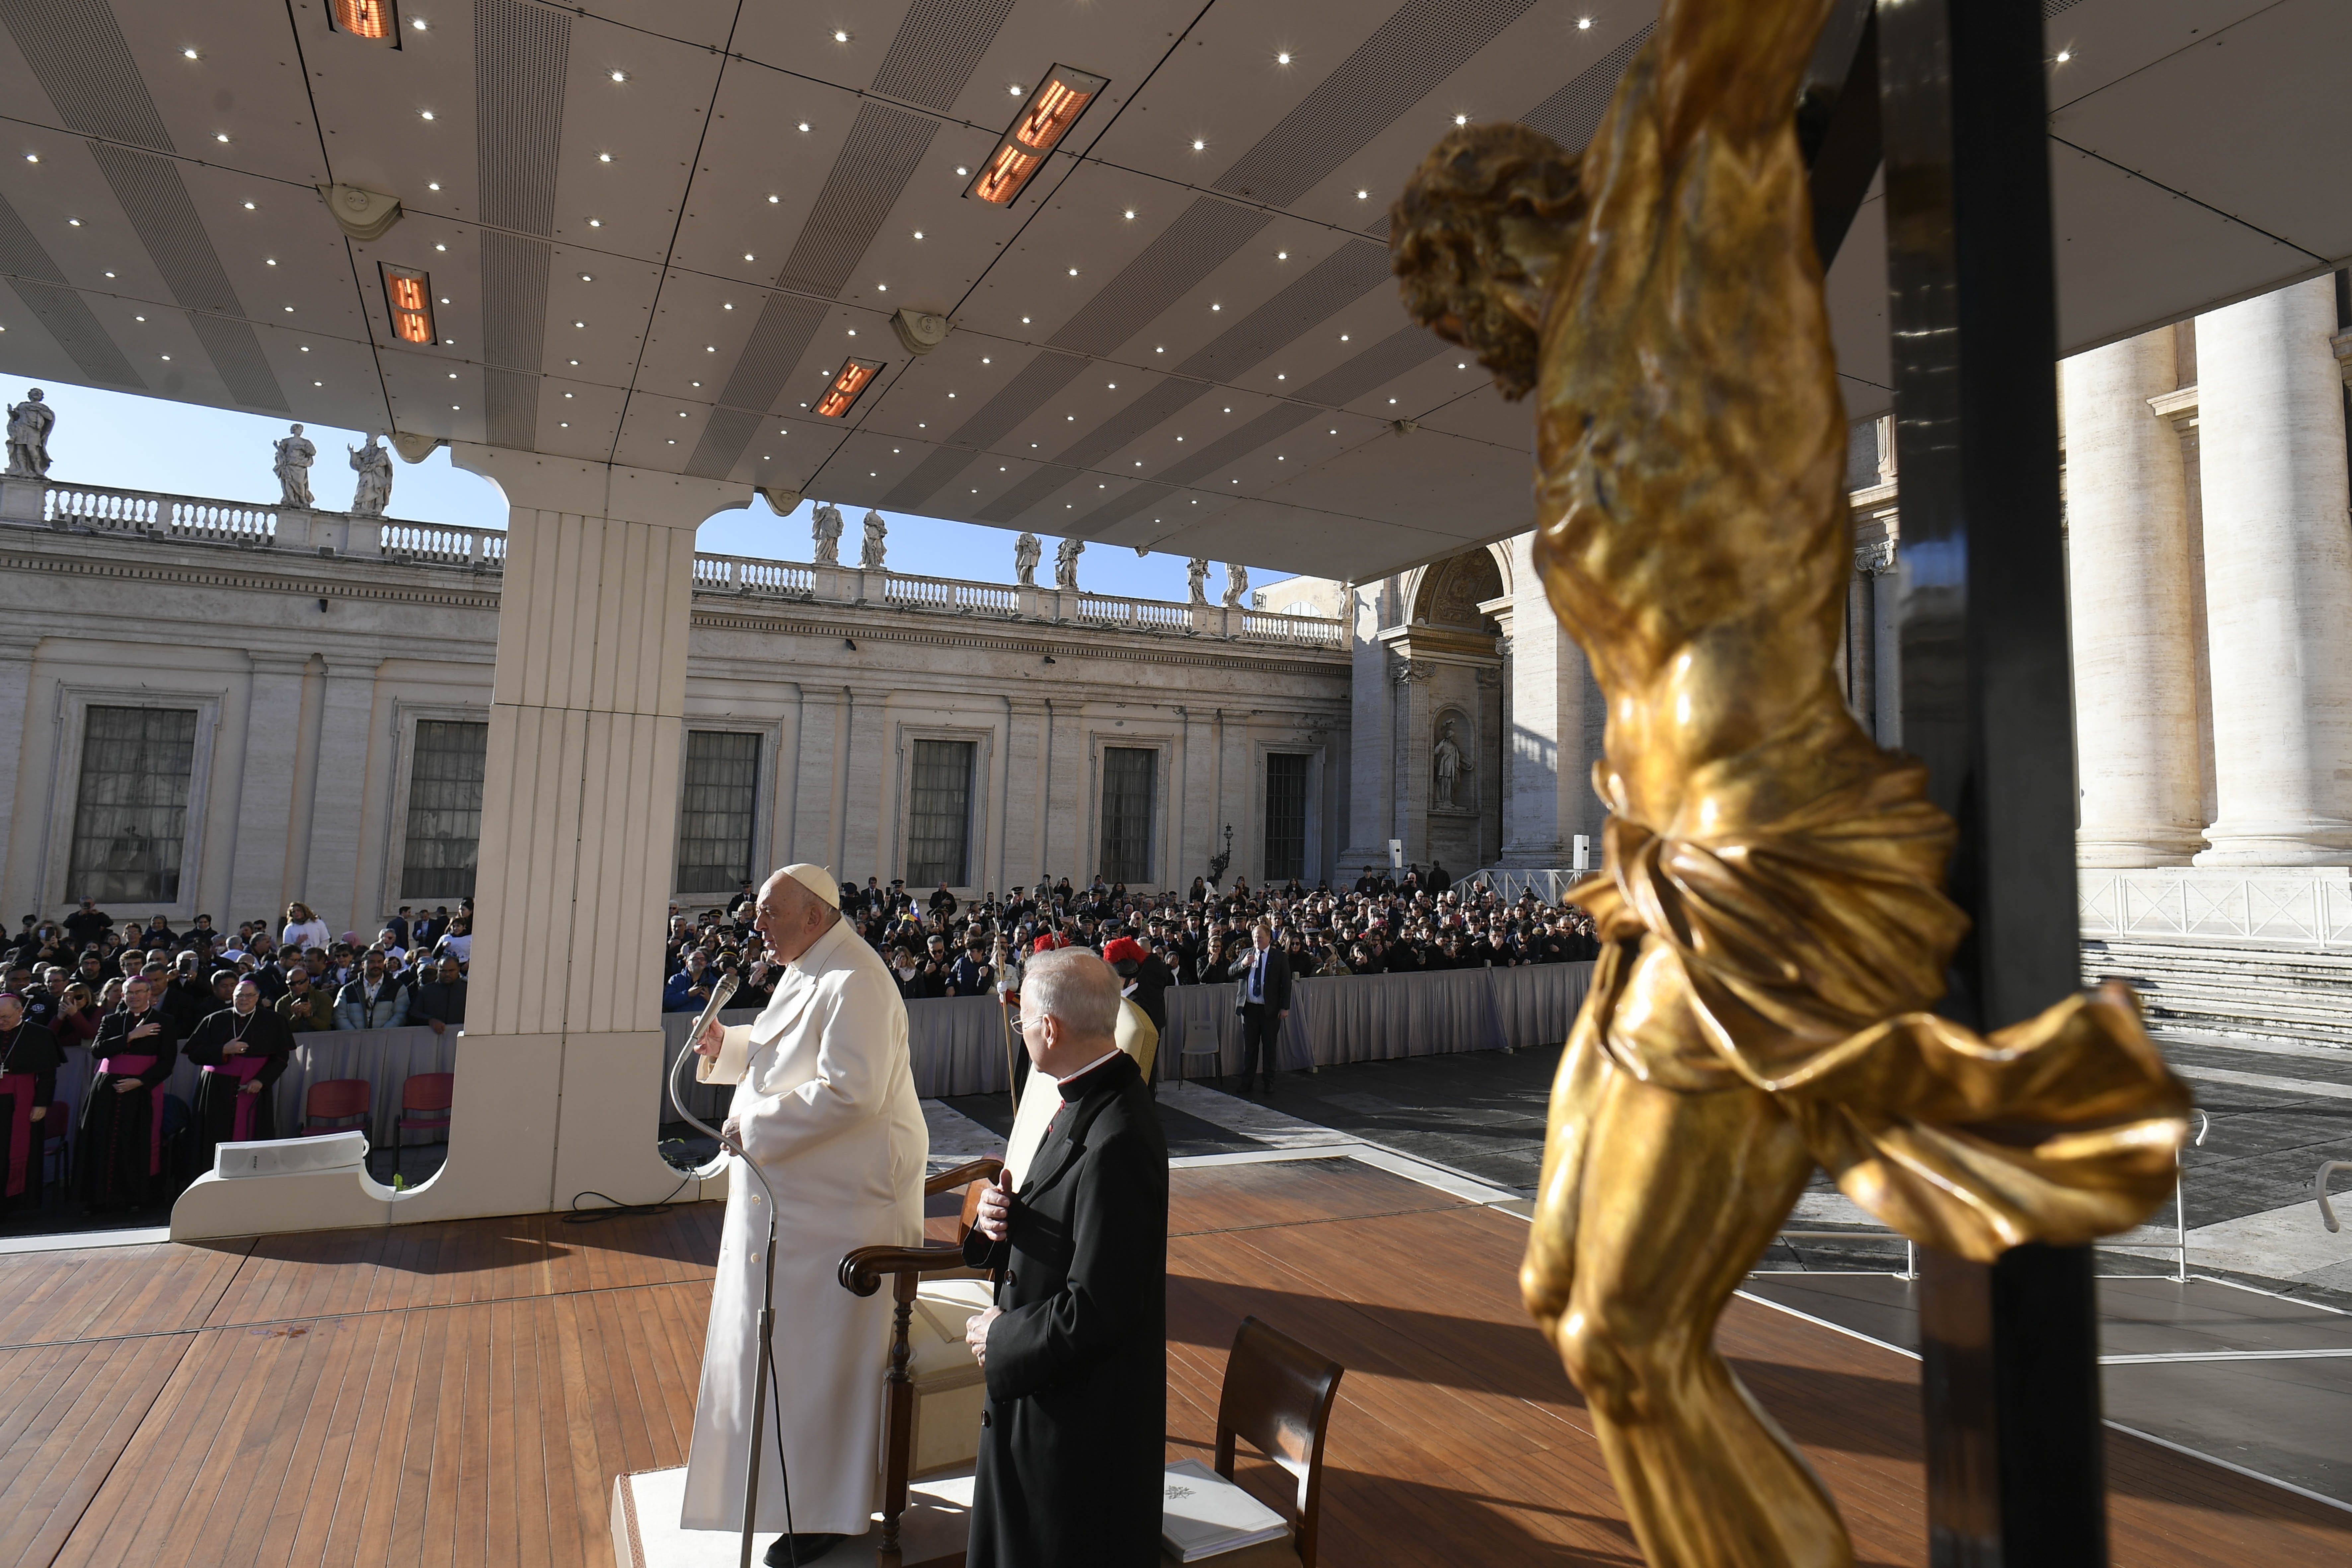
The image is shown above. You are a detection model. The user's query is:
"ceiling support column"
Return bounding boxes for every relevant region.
[172,454,752,1238]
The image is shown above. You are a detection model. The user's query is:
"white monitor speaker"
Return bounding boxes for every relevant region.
[214,1130,368,1179]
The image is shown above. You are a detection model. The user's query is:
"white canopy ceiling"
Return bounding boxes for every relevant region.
[0,0,2342,578]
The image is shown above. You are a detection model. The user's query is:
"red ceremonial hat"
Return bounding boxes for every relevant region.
[1031,935,1060,955]
[1101,937,1148,965]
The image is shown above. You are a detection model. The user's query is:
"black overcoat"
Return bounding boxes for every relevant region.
[963,1051,1168,1568]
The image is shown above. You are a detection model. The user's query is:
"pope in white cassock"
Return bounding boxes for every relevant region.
[682,864,929,1562]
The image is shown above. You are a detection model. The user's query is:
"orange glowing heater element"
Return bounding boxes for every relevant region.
[964,64,1108,207]
[331,0,400,44]
[814,358,883,418]
[380,264,437,345]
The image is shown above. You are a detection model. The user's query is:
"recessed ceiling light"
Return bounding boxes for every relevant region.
[214,132,230,143]
[768,193,780,203]
[420,110,435,120]
[1578,17,1593,30]
[426,181,440,190]
[956,166,969,177]
[22,154,34,162]
[1154,346,1163,353]
[678,410,688,417]
[1328,429,1336,434]
[833,29,849,41]
[580,272,593,281]
[1355,190,1368,199]
[705,344,715,351]
[283,304,293,311]
[573,320,585,327]
[1458,362,1467,369]
[598,152,611,163]
[797,122,810,133]
[300,345,309,351]
[135,315,145,321]
[67,218,79,225]
[1277,52,1291,65]
[1389,397,1397,404]
[265,257,277,265]
[609,70,626,82]
[2055,48,2072,62]
[564,391,573,398]
[1021,316,1030,323]
[587,218,601,226]
[103,270,114,277]
[1191,139,1205,151]
[1068,267,1078,276]
[1340,335,1349,341]
[569,358,578,365]
[1123,209,1134,219]
[982,357,991,363]
[411,16,426,30]
[1009,83,1023,95]
[1107,382,1116,389]
[1277,373,1285,379]
[1210,303,1220,311]
[435,242,445,251]
[724,302,734,310]
[561,422,569,428]
[744,252,755,261]
[161,354,170,360]
[183,47,198,58]
[1455,113,1469,126]
[848,329,857,335]
[1277,251,1288,259]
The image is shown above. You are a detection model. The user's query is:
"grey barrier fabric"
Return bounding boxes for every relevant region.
[146,1026,462,1149]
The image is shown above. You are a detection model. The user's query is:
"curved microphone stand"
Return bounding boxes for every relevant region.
[667,978,805,1568]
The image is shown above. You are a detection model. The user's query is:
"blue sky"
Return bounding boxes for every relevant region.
[7,378,1281,602]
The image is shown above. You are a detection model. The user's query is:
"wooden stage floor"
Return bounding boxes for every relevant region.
[0,1158,2345,1567]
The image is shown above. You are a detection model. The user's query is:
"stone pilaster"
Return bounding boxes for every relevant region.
[1496,533,1605,869]
[2196,277,2352,865]
[300,654,382,935]
[2062,329,2206,866]
[790,686,845,868]
[1338,580,1396,874]
[0,632,38,909]
[1392,657,1434,865]
[228,652,314,921]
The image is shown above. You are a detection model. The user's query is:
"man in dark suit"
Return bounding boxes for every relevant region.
[1225,921,1292,1095]
[963,947,1168,1568]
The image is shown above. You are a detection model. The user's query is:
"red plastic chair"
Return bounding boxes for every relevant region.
[300,1078,371,1137]
[393,1073,455,1182]
[43,1101,67,1185]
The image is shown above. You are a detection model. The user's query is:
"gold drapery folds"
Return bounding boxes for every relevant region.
[1572,760,2193,1265]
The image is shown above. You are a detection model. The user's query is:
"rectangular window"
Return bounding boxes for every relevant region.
[906,740,975,887]
[1264,753,1310,883]
[66,707,198,903]
[677,730,762,895]
[401,720,488,899]
[1099,747,1156,885]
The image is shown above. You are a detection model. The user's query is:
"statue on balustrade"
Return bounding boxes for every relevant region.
[1221,562,1247,608]
[860,508,886,569]
[5,387,52,477]
[1186,557,1210,605]
[346,432,393,516]
[1014,531,1041,586]
[1389,2,2192,1564]
[1054,536,1083,590]
[272,424,316,509]
[811,501,843,564]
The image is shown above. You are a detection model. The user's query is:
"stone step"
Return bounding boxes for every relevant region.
[2081,938,2352,1047]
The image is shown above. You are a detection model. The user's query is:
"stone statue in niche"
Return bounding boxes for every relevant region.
[1014,531,1041,586]
[1187,557,1210,605]
[859,509,887,569]
[811,502,843,564]
[1054,536,1083,589]
[347,432,393,516]
[1431,718,1472,809]
[1222,562,1248,608]
[5,388,53,477]
[273,423,316,508]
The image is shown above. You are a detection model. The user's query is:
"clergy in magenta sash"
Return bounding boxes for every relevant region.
[681,863,929,1567]
[183,978,295,1174]
[76,974,179,1213]
[0,990,63,1214]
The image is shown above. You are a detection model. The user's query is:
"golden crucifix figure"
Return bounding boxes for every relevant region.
[1390,1,2191,1564]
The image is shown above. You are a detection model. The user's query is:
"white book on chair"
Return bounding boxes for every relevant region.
[1160,1458,1291,1562]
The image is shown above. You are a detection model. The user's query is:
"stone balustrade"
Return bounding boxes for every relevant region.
[3,478,1345,648]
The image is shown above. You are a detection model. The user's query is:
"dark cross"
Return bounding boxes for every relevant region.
[1805,1,2108,1562]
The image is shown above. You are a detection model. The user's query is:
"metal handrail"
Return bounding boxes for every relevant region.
[2316,1157,2352,1235]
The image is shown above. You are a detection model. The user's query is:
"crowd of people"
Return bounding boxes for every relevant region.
[662,865,1603,1026]
[0,896,477,1216]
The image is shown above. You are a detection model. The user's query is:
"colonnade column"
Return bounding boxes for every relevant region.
[2060,331,2205,866]
[1498,533,1605,868]
[2195,277,2352,865]
[1338,581,1395,874]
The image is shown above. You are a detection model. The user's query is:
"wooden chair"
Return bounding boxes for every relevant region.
[393,1072,455,1181]
[839,1156,1003,1561]
[1213,1316,1346,1568]
[299,1078,371,1137]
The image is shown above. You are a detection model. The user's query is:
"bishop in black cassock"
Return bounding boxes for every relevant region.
[963,948,1169,1568]
[77,978,179,1212]
[183,978,295,1177]
[0,990,62,1213]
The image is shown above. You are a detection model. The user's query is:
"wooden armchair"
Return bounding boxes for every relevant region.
[839,1156,1004,1559]
[1214,1316,1347,1567]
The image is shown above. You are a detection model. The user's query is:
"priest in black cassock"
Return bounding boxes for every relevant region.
[183,977,294,1177]
[77,974,178,1212]
[0,989,63,1214]
[962,946,1169,1568]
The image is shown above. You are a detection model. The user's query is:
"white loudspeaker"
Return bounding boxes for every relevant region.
[1572,834,1591,872]
[215,1130,368,1179]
